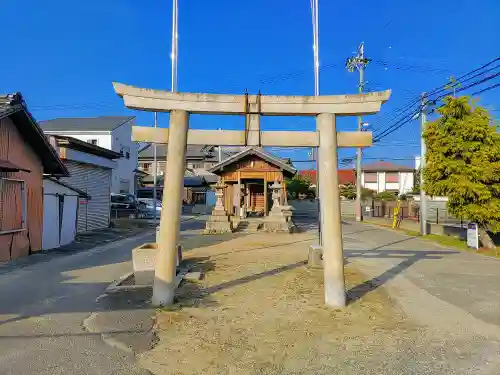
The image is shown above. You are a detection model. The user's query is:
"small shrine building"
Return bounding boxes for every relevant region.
[208,147,296,217]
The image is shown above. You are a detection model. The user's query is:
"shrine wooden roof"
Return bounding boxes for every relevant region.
[208,147,296,175]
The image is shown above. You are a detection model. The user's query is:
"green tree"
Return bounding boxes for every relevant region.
[424,96,500,248]
[286,175,312,199]
[411,168,421,193]
[340,183,375,200]
[374,190,398,201]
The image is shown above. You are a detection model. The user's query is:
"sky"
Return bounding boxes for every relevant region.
[1,0,499,170]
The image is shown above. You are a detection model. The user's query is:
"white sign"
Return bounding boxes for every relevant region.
[467,223,479,249]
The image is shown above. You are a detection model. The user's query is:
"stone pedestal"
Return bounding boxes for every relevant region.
[203,181,233,234]
[308,245,323,268]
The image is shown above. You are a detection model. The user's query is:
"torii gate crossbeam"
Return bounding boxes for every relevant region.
[113,82,391,308]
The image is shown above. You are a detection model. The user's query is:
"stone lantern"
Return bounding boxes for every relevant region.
[264,180,295,233]
[213,180,227,214]
[270,181,282,211]
[203,180,233,234]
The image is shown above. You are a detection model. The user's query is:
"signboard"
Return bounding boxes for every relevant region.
[467,223,479,249]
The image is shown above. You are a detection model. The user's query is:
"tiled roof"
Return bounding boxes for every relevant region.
[298,169,355,185]
[40,116,135,132]
[139,144,234,162]
[362,161,414,172]
[208,147,297,175]
[0,93,68,176]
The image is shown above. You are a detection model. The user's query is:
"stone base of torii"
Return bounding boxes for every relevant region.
[112,82,391,308]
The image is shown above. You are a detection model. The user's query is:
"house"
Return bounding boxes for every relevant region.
[0,93,68,261]
[138,144,229,180]
[208,147,297,216]
[47,135,122,232]
[138,144,233,204]
[297,169,356,187]
[40,116,137,194]
[42,177,89,250]
[361,161,414,194]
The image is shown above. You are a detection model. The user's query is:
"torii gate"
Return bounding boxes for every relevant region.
[113,82,391,308]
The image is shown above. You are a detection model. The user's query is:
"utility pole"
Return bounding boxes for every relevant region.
[218,128,222,162]
[153,112,158,227]
[310,0,321,245]
[420,93,428,235]
[346,42,370,222]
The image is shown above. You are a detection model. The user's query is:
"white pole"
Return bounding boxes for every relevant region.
[420,93,428,235]
[171,0,178,93]
[310,0,322,244]
[314,0,320,96]
[153,112,158,226]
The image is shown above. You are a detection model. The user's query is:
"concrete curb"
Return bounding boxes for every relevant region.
[105,272,151,293]
[82,313,133,354]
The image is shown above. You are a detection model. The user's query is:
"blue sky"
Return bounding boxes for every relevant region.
[2,0,499,169]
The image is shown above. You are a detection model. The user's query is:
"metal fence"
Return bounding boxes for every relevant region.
[370,199,465,226]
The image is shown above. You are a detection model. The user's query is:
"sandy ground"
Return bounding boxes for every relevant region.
[139,231,416,375]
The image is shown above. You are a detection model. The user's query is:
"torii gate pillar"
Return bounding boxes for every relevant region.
[317,113,345,306]
[151,110,189,306]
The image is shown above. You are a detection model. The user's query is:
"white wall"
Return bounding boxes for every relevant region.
[111,118,137,194]
[44,127,135,194]
[361,171,414,194]
[44,131,112,150]
[42,179,80,250]
[399,172,414,194]
[377,172,386,193]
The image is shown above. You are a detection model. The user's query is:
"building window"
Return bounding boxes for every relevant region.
[385,172,399,183]
[0,178,26,234]
[88,139,98,145]
[141,163,152,171]
[364,172,378,183]
[120,146,131,159]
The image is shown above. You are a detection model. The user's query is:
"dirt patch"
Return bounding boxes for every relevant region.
[139,232,416,374]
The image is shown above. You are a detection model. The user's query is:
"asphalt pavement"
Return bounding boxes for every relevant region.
[0,218,210,375]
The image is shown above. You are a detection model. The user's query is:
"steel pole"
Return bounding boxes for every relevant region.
[420,93,428,235]
[153,112,158,226]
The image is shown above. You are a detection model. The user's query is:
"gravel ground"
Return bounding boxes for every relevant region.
[138,224,500,375]
[139,231,416,375]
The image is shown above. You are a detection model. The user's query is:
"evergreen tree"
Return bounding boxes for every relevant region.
[423,96,500,248]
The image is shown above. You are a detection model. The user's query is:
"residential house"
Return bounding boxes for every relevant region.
[0,93,68,261]
[138,144,229,180]
[298,169,356,188]
[40,116,137,194]
[47,135,122,232]
[138,144,233,204]
[361,161,414,194]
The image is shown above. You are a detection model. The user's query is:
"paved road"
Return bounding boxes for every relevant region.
[343,221,500,374]
[0,218,212,375]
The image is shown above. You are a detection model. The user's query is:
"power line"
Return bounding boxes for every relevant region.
[471,82,500,96]
[372,57,500,142]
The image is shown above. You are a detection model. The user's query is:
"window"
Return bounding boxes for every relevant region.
[120,146,131,159]
[141,163,152,171]
[364,172,378,183]
[385,172,400,183]
[88,139,98,145]
[0,178,26,234]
